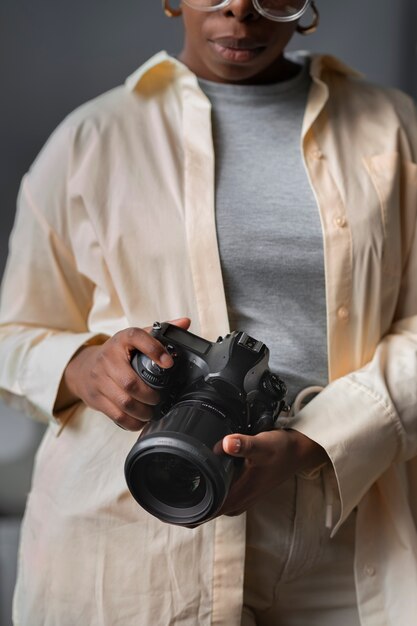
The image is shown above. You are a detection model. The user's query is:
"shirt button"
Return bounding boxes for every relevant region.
[365,565,376,577]
[334,216,348,228]
[311,148,324,160]
[338,306,350,321]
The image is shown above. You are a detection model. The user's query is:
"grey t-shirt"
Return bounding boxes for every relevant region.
[198,59,328,403]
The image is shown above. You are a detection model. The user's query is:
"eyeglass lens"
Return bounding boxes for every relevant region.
[184,0,308,19]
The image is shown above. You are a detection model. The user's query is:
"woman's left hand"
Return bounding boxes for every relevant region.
[218,429,329,517]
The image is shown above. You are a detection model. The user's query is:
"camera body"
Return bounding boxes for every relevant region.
[125,322,287,526]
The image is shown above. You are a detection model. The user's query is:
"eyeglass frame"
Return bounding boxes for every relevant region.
[181,0,312,22]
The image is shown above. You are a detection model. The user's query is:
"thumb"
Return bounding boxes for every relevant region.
[168,317,191,330]
[223,434,255,458]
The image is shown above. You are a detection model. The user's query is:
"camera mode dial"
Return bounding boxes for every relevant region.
[132,353,172,389]
[261,372,287,400]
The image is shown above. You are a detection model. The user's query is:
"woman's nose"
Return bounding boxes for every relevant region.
[222,0,260,22]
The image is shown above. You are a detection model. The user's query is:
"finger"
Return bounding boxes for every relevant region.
[98,396,150,431]
[166,317,192,330]
[104,363,162,406]
[135,317,191,368]
[115,327,175,368]
[222,434,256,459]
[217,468,253,517]
[223,431,287,462]
[221,483,260,518]
[141,318,192,363]
[101,377,155,422]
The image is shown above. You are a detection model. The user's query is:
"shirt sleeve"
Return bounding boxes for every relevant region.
[286,108,417,535]
[0,120,108,431]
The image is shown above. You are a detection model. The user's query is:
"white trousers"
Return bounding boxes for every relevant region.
[241,474,361,626]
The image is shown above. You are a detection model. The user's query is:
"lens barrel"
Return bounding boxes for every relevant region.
[124,401,238,526]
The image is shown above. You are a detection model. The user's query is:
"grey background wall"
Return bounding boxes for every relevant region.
[0,1,416,625]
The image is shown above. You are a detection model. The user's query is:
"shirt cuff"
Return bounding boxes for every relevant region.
[20,331,109,433]
[283,376,399,533]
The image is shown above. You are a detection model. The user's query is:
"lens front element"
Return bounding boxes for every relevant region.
[126,444,218,526]
[145,453,207,509]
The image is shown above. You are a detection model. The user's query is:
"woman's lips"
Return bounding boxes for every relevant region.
[209,39,266,62]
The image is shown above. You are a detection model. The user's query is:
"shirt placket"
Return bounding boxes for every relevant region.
[301,78,354,382]
[181,75,246,626]
[181,75,230,341]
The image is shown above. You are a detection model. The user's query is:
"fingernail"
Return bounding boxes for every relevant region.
[160,352,173,368]
[231,438,241,454]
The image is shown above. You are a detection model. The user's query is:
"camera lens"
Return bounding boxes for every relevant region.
[144,453,206,508]
[125,401,237,525]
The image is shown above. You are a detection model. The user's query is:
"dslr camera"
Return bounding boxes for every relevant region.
[125,322,287,527]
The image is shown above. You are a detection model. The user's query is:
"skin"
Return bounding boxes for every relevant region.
[61,319,191,432]
[62,0,328,519]
[178,0,301,85]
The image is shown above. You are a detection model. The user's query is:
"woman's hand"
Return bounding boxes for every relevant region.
[60,318,191,430]
[218,429,328,516]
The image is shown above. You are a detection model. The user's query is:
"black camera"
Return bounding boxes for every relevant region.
[124,322,287,527]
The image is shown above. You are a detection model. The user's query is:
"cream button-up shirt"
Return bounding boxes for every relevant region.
[1,52,417,626]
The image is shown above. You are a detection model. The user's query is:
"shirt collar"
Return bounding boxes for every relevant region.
[125,50,362,140]
[300,53,362,139]
[125,49,362,93]
[125,51,190,92]
[309,53,363,80]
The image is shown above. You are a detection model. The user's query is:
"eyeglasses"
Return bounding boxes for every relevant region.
[182,0,312,22]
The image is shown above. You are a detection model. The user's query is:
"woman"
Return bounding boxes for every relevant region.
[1,1,416,624]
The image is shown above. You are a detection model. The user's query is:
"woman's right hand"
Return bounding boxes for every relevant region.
[61,318,191,430]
